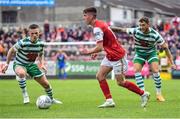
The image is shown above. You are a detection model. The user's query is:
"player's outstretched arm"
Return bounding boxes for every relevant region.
[38,51,47,73]
[110,26,127,33]
[80,42,103,55]
[161,42,176,69]
[38,52,45,66]
[2,46,16,73]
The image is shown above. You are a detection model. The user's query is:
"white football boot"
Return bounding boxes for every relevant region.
[51,98,63,104]
[98,99,115,108]
[141,91,150,107]
[23,91,30,104]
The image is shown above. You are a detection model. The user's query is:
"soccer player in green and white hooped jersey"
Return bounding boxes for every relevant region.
[111,17,176,102]
[2,24,62,104]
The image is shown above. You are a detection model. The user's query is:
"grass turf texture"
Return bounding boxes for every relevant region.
[0,79,180,118]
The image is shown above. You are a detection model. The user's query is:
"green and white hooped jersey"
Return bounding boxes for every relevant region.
[14,37,44,65]
[126,27,165,56]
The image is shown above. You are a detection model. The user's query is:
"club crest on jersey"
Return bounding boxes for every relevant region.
[94,32,100,36]
[27,53,38,61]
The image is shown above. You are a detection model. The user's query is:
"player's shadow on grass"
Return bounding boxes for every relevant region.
[0,103,33,107]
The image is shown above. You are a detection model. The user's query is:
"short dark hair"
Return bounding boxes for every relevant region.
[83,7,97,16]
[29,24,39,29]
[139,17,150,24]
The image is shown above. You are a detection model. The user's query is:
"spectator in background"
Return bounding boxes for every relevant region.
[0,40,5,60]
[22,28,28,39]
[158,48,169,71]
[44,19,50,41]
[76,27,84,41]
[164,21,171,32]
[50,26,58,42]
[172,16,180,29]
[60,30,68,42]
[170,43,177,61]
[67,29,75,41]
[175,50,180,70]
[0,17,179,62]
[83,30,93,41]
[0,28,4,36]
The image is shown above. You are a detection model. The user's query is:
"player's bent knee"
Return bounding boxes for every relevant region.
[151,67,159,73]
[116,79,125,86]
[15,69,26,78]
[117,81,123,86]
[16,72,26,78]
[134,68,142,73]
[96,74,105,81]
[134,65,142,73]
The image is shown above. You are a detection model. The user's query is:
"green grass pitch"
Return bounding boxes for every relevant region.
[0,79,180,118]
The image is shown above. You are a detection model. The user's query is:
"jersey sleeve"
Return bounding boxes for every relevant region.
[93,27,104,43]
[126,28,136,35]
[155,33,165,45]
[13,40,23,51]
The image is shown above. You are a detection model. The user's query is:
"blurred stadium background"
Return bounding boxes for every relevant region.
[0,0,180,118]
[0,0,180,79]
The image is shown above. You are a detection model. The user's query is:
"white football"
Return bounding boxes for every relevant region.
[36,95,52,109]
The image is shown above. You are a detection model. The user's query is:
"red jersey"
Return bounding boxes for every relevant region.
[93,20,125,61]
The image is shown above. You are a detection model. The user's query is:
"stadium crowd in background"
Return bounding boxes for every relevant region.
[0,17,179,62]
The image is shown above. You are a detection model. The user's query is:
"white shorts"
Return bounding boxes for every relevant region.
[101,56,128,74]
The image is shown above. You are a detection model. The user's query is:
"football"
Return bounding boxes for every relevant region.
[36,95,52,109]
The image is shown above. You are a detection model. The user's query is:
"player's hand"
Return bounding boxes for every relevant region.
[171,64,177,70]
[41,65,47,74]
[80,48,89,55]
[1,63,9,73]
[91,53,97,60]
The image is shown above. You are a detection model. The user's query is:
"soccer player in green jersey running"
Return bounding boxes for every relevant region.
[111,17,176,102]
[2,24,62,104]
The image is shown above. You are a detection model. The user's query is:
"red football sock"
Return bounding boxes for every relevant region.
[122,80,144,96]
[98,79,112,99]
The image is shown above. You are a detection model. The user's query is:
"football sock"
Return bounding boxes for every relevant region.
[121,80,144,96]
[58,72,62,79]
[153,72,162,95]
[135,72,145,91]
[45,87,53,99]
[17,77,27,93]
[63,72,67,79]
[98,79,112,99]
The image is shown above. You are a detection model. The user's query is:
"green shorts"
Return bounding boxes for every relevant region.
[133,53,159,65]
[13,62,44,78]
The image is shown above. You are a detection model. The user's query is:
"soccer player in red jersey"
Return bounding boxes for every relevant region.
[81,7,150,108]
